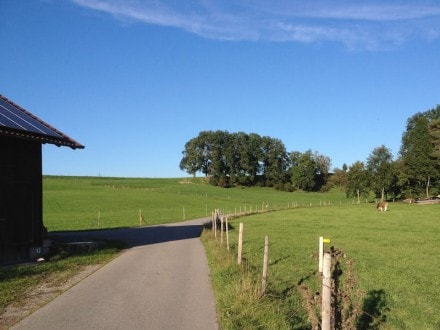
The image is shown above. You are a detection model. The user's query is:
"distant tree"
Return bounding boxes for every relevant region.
[289,150,331,191]
[388,160,403,200]
[314,151,331,189]
[235,132,261,185]
[346,161,370,203]
[429,117,440,164]
[180,131,290,188]
[208,130,230,181]
[180,131,212,177]
[399,109,440,198]
[328,164,348,188]
[260,136,290,185]
[367,145,394,201]
[290,150,316,191]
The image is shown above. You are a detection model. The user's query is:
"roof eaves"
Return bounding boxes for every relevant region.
[0,95,85,149]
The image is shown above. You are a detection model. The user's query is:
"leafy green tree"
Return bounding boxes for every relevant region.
[367,145,394,200]
[314,151,331,189]
[260,136,290,185]
[429,118,440,166]
[180,131,290,188]
[289,150,331,191]
[208,130,229,181]
[290,150,317,191]
[237,133,262,185]
[179,131,212,177]
[399,110,440,198]
[346,161,370,203]
[327,164,348,188]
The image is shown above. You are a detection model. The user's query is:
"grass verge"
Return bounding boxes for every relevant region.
[0,240,124,327]
[201,228,309,329]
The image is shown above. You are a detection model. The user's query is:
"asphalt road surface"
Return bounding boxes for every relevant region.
[12,219,218,330]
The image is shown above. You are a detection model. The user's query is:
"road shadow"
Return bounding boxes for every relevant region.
[49,219,210,249]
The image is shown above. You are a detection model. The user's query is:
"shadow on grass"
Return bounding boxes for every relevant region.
[49,218,210,249]
[358,289,389,329]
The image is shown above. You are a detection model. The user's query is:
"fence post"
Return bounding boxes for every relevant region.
[319,237,324,273]
[211,211,214,233]
[261,235,269,294]
[214,210,218,238]
[226,217,230,250]
[220,216,224,245]
[237,222,244,265]
[322,253,332,330]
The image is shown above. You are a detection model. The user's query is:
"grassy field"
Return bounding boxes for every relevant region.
[7,176,436,329]
[203,202,440,329]
[43,175,350,231]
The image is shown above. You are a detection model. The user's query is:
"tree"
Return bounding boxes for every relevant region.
[328,164,348,188]
[208,130,230,181]
[179,131,212,177]
[314,151,331,190]
[399,110,440,198]
[180,131,290,188]
[290,150,317,191]
[346,161,370,203]
[260,136,290,185]
[367,145,394,200]
[289,150,331,191]
[232,132,261,185]
[429,117,440,165]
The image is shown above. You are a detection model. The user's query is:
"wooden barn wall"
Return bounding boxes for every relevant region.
[0,136,43,264]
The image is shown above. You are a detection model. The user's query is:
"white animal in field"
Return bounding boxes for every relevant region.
[376,201,388,211]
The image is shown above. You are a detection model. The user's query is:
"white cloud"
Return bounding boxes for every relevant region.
[71,0,440,50]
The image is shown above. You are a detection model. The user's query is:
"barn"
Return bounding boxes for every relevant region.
[0,95,84,264]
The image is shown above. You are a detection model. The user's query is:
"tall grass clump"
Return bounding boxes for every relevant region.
[201,228,308,329]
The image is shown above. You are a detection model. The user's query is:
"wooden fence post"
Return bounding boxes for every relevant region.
[211,211,214,233]
[261,235,269,294]
[220,216,224,245]
[226,217,230,251]
[237,222,244,265]
[322,253,332,330]
[319,236,324,273]
[214,210,218,238]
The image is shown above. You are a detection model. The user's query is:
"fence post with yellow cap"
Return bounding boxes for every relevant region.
[318,237,331,273]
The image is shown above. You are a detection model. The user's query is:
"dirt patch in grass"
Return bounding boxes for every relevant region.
[0,264,101,329]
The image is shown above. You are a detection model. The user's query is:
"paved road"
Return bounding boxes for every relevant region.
[12,219,218,330]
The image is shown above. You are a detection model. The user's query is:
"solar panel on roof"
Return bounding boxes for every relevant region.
[0,98,62,138]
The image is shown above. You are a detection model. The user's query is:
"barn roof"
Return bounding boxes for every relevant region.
[0,95,84,149]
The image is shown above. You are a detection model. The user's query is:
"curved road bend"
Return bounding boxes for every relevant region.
[12,219,218,330]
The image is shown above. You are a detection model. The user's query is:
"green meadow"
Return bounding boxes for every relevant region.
[43,176,349,231]
[204,202,440,329]
[41,176,440,329]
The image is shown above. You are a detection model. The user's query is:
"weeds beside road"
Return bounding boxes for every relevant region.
[0,241,123,328]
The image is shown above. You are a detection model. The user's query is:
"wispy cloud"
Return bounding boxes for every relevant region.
[71,0,440,50]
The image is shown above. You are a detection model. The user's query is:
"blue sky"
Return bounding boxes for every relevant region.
[1,0,440,178]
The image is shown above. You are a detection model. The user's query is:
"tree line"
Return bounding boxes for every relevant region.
[180,105,440,200]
